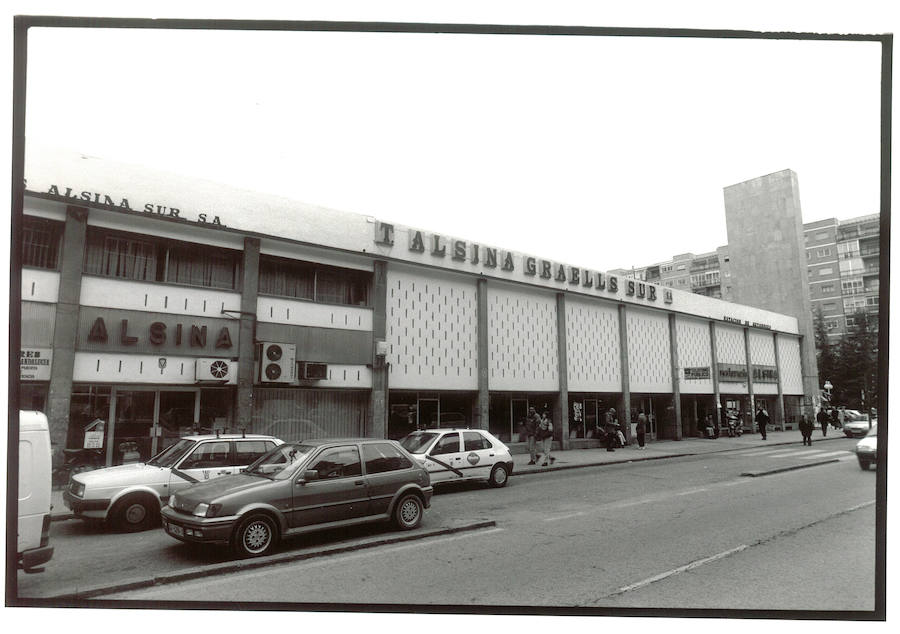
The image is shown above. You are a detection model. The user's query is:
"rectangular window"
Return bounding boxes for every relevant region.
[843,297,866,312]
[816,231,829,240]
[258,255,370,306]
[816,247,831,257]
[84,235,160,281]
[841,278,864,295]
[167,243,239,290]
[825,320,839,331]
[866,296,879,307]
[818,267,833,276]
[820,284,835,293]
[22,217,63,269]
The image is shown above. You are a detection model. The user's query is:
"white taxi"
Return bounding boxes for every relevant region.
[399,428,513,488]
[63,433,283,532]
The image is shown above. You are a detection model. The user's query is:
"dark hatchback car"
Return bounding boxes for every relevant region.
[160,438,433,557]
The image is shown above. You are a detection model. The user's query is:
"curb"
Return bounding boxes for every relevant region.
[740,458,841,477]
[509,435,846,478]
[47,519,497,600]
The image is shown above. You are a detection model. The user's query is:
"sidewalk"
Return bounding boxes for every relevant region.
[509,428,847,476]
[50,429,847,521]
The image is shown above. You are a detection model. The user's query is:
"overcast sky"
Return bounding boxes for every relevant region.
[20,13,884,274]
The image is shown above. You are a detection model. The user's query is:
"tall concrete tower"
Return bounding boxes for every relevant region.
[723,169,820,417]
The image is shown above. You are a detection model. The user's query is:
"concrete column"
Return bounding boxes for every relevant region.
[235,237,260,429]
[773,332,786,431]
[370,260,389,438]
[46,206,88,466]
[556,292,569,449]
[476,278,490,431]
[743,327,756,431]
[709,321,722,429]
[617,304,631,443]
[669,314,682,440]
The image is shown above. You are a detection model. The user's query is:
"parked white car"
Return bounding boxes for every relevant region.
[63,434,283,531]
[400,428,514,488]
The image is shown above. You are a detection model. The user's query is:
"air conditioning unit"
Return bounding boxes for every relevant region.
[196,358,235,383]
[301,362,328,380]
[258,342,297,383]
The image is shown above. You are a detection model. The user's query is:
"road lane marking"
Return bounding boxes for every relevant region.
[798,450,851,459]
[544,511,586,522]
[605,499,876,599]
[609,545,750,595]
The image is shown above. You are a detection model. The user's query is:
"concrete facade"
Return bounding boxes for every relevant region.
[722,169,820,416]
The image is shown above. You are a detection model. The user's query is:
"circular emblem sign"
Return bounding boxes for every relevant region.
[466,452,480,465]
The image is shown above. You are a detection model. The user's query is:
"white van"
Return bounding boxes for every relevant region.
[18,410,54,573]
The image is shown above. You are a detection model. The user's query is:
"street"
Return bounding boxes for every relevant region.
[16,435,877,612]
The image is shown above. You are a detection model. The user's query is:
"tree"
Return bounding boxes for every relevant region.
[813,307,839,404]
[834,310,879,411]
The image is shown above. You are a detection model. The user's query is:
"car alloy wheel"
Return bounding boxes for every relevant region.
[393,494,423,530]
[234,514,278,557]
[489,464,509,488]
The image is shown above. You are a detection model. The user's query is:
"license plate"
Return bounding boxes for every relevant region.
[168,523,184,537]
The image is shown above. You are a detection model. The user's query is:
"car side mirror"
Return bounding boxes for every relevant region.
[297,469,318,485]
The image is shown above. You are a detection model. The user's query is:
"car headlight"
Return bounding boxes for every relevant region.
[70,481,85,497]
[192,502,222,518]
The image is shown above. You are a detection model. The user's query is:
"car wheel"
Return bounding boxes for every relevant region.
[858,459,871,471]
[111,494,160,532]
[233,514,278,557]
[393,494,423,530]
[489,464,509,488]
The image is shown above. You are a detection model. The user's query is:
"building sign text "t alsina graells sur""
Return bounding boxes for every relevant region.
[374,222,674,305]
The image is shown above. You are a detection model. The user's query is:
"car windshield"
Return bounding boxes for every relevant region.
[244,442,316,478]
[400,432,439,454]
[866,424,877,437]
[147,439,197,468]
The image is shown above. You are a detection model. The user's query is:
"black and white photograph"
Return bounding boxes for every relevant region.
[5,1,892,629]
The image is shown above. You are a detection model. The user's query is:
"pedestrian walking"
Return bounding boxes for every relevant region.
[523,406,541,465]
[535,410,555,467]
[605,408,619,452]
[829,408,840,430]
[816,407,829,438]
[636,410,647,449]
[799,414,813,445]
[837,407,846,430]
[755,405,769,440]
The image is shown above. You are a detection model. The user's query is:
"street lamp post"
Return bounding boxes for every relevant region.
[823,380,833,406]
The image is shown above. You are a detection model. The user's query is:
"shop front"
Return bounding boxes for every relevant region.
[568,393,620,445]
[680,394,717,438]
[629,394,676,441]
[488,392,557,444]
[388,391,476,440]
[67,385,234,467]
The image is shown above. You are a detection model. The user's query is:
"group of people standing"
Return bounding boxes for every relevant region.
[523,406,556,467]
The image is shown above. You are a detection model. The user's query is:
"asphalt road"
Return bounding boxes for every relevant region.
[83,437,876,612]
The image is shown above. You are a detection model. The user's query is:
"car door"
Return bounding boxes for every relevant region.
[362,442,417,516]
[168,440,235,496]
[289,445,367,528]
[461,431,496,480]
[423,432,466,483]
